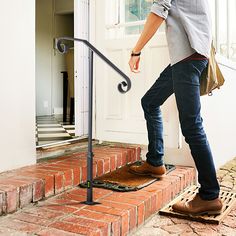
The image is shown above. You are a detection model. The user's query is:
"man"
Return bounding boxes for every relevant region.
[128,0,223,216]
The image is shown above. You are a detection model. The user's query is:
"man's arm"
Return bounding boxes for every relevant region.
[129,0,171,73]
[132,13,164,54]
[133,0,171,53]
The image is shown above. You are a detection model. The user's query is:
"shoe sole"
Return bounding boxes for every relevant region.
[173,208,223,216]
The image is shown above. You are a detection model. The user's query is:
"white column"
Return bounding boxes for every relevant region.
[74,0,89,137]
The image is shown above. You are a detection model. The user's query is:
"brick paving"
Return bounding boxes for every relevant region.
[133,157,236,236]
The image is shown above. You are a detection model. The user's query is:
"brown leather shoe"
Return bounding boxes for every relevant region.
[172,193,223,216]
[129,161,166,178]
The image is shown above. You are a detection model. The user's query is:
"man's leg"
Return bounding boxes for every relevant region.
[129,65,174,177]
[172,59,220,200]
[141,65,174,167]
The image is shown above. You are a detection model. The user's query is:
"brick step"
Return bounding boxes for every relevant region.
[0,165,196,235]
[0,145,141,216]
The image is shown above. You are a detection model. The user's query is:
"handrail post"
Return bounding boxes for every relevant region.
[87,48,94,204]
[81,49,99,205]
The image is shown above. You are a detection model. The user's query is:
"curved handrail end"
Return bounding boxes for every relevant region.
[56,38,70,54]
[118,81,131,93]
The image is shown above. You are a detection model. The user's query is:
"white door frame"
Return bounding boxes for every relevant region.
[74,0,91,138]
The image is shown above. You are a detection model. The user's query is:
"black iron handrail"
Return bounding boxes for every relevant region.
[57,37,131,93]
[56,37,132,205]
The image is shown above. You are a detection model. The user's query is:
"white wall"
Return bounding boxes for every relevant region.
[0,0,36,172]
[36,0,53,116]
[164,63,236,170]
[201,64,236,169]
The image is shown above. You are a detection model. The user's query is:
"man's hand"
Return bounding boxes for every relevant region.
[129,55,141,73]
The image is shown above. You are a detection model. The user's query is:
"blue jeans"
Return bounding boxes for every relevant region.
[141,59,220,200]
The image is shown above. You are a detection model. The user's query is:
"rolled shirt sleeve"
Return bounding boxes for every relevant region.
[150,0,172,20]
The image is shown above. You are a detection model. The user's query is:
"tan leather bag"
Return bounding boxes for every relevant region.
[200,44,225,96]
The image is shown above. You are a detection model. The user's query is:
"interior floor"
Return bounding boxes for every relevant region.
[36,115,75,146]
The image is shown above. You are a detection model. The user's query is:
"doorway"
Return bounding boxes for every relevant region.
[35,0,77,147]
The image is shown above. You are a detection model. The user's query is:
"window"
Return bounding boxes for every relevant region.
[124,0,152,35]
[106,0,162,38]
[228,0,236,62]
[212,0,236,62]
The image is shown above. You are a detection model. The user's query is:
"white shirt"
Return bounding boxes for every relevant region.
[151,0,212,65]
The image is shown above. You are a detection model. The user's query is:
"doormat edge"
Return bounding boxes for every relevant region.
[79,162,176,192]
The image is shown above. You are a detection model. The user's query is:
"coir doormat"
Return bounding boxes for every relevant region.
[159,185,236,224]
[80,161,175,192]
